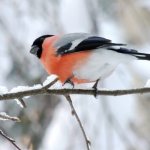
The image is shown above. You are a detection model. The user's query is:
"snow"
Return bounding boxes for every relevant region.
[43,75,58,86]
[0,112,10,121]
[144,79,150,87]
[0,112,20,122]
[9,84,42,93]
[14,99,25,108]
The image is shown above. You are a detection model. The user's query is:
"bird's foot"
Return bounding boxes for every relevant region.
[63,77,74,89]
[92,79,100,98]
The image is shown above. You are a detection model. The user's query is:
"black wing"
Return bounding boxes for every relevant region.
[57,36,125,55]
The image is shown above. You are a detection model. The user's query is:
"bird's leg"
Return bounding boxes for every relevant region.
[92,79,100,97]
[63,75,74,88]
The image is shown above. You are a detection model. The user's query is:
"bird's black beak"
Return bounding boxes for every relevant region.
[30,45,40,56]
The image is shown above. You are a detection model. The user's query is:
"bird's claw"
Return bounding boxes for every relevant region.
[92,85,98,98]
[92,79,100,98]
[63,78,74,89]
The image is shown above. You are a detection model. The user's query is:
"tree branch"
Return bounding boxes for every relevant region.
[65,95,91,150]
[0,86,150,101]
[0,129,21,150]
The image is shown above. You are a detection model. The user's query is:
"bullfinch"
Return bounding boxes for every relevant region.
[30,33,150,90]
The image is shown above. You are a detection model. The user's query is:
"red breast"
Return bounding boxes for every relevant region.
[40,35,91,83]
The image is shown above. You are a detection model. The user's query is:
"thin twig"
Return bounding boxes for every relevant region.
[0,112,20,122]
[0,129,21,150]
[65,95,91,150]
[17,98,26,108]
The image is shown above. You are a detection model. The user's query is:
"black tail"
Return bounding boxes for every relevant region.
[108,47,150,61]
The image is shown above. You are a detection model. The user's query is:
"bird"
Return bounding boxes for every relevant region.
[30,33,150,93]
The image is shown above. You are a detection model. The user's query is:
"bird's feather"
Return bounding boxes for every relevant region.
[56,35,125,55]
[108,47,150,60]
[54,33,91,48]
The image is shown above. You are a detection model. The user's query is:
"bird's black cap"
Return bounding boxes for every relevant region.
[30,35,54,58]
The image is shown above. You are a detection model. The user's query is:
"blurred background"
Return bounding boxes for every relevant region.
[1,0,150,149]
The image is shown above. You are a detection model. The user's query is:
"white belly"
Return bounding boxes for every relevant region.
[73,49,136,81]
